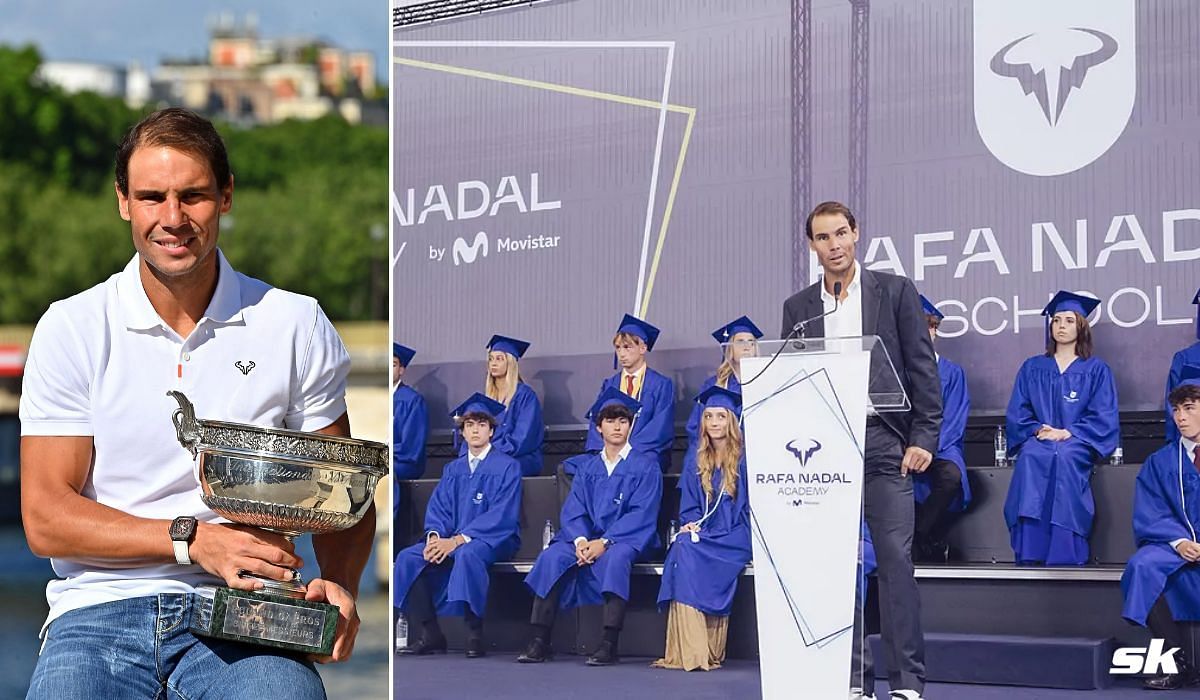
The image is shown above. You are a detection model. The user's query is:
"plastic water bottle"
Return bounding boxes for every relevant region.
[1110,446,1124,466]
[667,519,679,545]
[395,613,408,653]
[542,519,554,550]
[994,425,1008,467]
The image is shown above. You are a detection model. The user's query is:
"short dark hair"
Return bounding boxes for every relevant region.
[594,404,635,426]
[805,201,857,240]
[925,314,942,330]
[1169,383,1200,408]
[115,108,232,196]
[1044,311,1093,359]
[457,411,498,430]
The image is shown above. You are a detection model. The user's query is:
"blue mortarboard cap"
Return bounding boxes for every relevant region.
[710,316,764,344]
[1042,290,1101,318]
[695,385,743,417]
[919,295,944,321]
[616,314,661,351]
[586,386,642,423]
[393,343,415,366]
[487,334,531,359]
[450,392,506,421]
[1180,364,1200,389]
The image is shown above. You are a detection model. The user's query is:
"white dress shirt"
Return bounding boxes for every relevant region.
[819,261,864,339]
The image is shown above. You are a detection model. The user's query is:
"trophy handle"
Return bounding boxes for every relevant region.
[167,390,201,458]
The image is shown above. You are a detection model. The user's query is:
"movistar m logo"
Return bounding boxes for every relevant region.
[452,232,488,266]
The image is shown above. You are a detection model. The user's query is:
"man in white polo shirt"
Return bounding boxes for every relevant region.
[19,108,373,699]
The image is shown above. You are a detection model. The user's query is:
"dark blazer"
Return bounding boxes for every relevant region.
[780,266,943,455]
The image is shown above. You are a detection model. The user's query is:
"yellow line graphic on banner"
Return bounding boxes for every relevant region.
[394,56,695,317]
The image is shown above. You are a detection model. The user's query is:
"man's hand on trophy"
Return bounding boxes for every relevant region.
[190,522,304,590]
[304,578,359,663]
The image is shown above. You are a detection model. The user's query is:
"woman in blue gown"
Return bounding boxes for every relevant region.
[684,316,761,449]
[654,385,751,671]
[458,334,545,475]
[1003,291,1119,566]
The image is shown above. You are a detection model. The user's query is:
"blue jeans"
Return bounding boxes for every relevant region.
[27,594,325,700]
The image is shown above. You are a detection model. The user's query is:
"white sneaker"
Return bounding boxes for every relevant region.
[889,691,924,700]
[849,689,875,700]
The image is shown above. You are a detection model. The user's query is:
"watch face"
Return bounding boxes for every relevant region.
[170,517,195,541]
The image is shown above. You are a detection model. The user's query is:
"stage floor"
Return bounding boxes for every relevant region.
[394,654,1150,699]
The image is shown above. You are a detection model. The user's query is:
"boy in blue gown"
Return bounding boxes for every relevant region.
[457,334,545,475]
[1164,289,1200,444]
[912,297,972,562]
[582,314,676,471]
[1121,374,1200,690]
[394,393,522,658]
[684,316,762,449]
[1004,291,1119,566]
[519,388,663,666]
[393,343,428,482]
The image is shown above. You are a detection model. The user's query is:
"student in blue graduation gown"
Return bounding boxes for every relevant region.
[1004,291,1120,566]
[518,388,663,666]
[456,335,545,475]
[684,316,761,449]
[394,393,522,658]
[1121,378,1200,690]
[582,314,676,471]
[1164,289,1200,445]
[654,386,751,671]
[912,297,972,563]
[393,343,428,485]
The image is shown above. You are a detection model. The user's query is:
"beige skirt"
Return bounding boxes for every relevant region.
[650,601,729,672]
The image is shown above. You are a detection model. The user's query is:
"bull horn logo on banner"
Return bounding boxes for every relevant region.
[974,0,1136,177]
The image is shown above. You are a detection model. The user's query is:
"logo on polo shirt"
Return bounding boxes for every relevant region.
[234,360,256,375]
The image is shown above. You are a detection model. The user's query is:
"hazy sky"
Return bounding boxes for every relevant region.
[0,1,389,76]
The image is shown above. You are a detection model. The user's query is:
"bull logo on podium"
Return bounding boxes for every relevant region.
[785,438,822,468]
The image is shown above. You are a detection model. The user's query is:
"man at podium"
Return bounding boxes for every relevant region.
[781,201,943,700]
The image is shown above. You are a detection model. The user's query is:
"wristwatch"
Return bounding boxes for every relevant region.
[169,516,198,565]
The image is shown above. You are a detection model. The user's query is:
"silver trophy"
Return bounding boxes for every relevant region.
[167,391,388,655]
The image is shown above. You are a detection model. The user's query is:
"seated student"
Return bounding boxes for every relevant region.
[394,393,522,658]
[393,343,428,481]
[583,314,676,471]
[684,316,762,449]
[912,296,972,563]
[1164,289,1200,444]
[654,386,751,672]
[1122,374,1200,690]
[457,335,545,476]
[1004,291,1119,566]
[519,388,663,666]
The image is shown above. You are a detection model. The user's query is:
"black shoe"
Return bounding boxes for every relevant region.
[465,636,487,658]
[397,634,447,655]
[516,637,552,663]
[1144,669,1200,690]
[586,639,619,666]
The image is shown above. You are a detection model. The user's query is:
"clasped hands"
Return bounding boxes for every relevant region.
[423,533,464,564]
[1175,540,1200,562]
[1035,424,1072,442]
[574,538,608,566]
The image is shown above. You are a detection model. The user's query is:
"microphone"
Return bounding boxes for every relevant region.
[789,280,843,339]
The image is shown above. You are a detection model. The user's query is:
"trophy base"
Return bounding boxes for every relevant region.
[191,586,337,656]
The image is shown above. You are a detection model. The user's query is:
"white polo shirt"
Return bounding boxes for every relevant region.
[19,250,350,632]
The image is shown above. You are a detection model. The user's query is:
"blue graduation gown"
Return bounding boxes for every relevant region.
[913,357,972,511]
[1165,343,1200,444]
[584,369,676,471]
[393,384,428,486]
[657,454,751,616]
[1003,355,1119,564]
[525,449,662,605]
[458,382,546,476]
[393,450,522,617]
[684,374,742,450]
[1121,443,1200,625]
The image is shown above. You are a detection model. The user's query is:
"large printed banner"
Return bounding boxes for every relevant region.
[393,0,1200,427]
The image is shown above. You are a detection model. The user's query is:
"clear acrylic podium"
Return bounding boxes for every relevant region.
[737,336,910,699]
